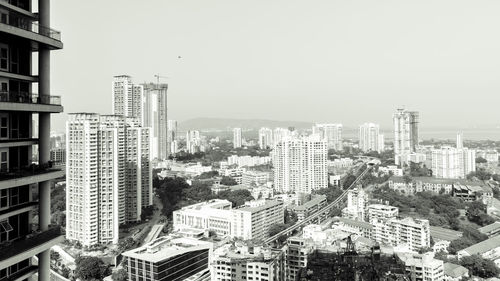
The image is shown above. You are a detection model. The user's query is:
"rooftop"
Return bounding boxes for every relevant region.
[443,262,468,278]
[237,200,283,213]
[478,221,500,235]
[459,235,500,256]
[337,217,373,230]
[430,226,463,242]
[122,236,212,263]
[293,195,327,211]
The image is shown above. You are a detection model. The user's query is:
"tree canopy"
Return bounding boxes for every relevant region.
[74,256,110,281]
[460,255,499,278]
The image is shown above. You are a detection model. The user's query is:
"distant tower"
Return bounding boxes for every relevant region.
[456,132,463,149]
[393,108,419,165]
[112,75,143,120]
[313,123,343,151]
[233,128,242,148]
[258,127,273,149]
[142,83,168,160]
[359,123,382,153]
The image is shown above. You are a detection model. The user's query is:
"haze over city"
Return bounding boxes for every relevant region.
[50,0,500,132]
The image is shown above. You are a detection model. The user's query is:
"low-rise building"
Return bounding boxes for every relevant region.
[242,170,271,186]
[122,236,213,281]
[342,188,367,221]
[284,237,315,281]
[335,217,373,239]
[211,242,283,281]
[389,176,454,195]
[379,165,404,176]
[292,195,327,221]
[329,174,341,187]
[233,200,284,241]
[397,252,444,281]
[366,204,399,223]
[443,262,469,281]
[457,235,500,267]
[173,199,283,240]
[478,221,500,238]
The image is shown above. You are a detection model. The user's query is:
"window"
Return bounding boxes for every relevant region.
[0,114,8,139]
[0,44,7,71]
[0,150,7,172]
[0,221,13,232]
[0,190,7,208]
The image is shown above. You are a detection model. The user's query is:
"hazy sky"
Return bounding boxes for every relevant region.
[50,0,500,132]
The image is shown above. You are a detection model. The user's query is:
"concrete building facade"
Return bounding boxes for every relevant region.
[0,1,65,279]
[273,135,328,194]
[393,108,419,165]
[66,114,152,246]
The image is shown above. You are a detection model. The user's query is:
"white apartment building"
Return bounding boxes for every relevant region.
[66,114,152,246]
[359,123,383,153]
[273,135,328,194]
[225,155,272,167]
[313,123,343,150]
[372,217,431,252]
[172,199,284,240]
[342,188,367,221]
[233,127,242,148]
[186,130,202,154]
[398,252,445,281]
[141,83,168,160]
[477,149,499,163]
[211,243,283,281]
[259,127,273,149]
[367,204,398,223]
[273,127,292,146]
[242,170,270,186]
[112,75,143,119]
[393,108,419,165]
[432,147,476,179]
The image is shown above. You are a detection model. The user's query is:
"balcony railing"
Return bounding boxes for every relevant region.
[0,163,61,181]
[0,226,63,262]
[0,91,61,106]
[0,10,61,41]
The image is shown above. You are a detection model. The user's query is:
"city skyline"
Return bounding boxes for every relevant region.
[50,0,500,132]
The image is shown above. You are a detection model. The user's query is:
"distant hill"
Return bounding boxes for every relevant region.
[179,118,313,131]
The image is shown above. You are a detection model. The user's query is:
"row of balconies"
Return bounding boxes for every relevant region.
[0,3,62,49]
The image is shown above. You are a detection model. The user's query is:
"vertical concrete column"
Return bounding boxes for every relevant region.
[38,1,51,281]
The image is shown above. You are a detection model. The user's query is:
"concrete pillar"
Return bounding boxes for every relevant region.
[37,2,51,281]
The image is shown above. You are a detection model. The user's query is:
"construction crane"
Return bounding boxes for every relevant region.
[154,74,169,86]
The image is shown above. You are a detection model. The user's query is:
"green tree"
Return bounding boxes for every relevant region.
[111,269,128,281]
[117,237,137,252]
[460,255,500,278]
[466,201,495,226]
[220,176,238,186]
[74,256,110,281]
[475,157,487,164]
[268,223,287,238]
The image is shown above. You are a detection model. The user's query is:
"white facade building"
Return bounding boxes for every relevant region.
[173,199,283,240]
[393,108,419,165]
[258,127,273,149]
[359,123,383,153]
[186,130,202,154]
[112,75,143,119]
[313,123,343,150]
[141,83,168,159]
[432,147,476,179]
[273,135,328,194]
[273,127,292,146]
[398,252,445,281]
[233,127,242,148]
[66,114,152,246]
[342,188,368,221]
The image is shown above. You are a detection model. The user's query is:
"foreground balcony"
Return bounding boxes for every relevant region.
[0,226,64,269]
[0,6,62,49]
[0,165,64,190]
[0,91,63,113]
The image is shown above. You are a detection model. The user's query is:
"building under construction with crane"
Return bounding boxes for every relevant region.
[296,237,409,281]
